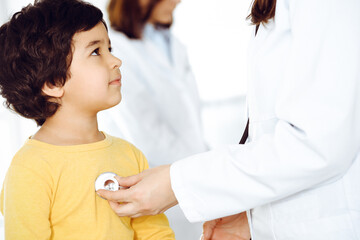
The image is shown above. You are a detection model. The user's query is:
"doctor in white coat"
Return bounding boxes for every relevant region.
[98,0,360,239]
[98,0,208,239]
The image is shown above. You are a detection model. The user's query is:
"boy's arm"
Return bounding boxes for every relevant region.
[2,164,52,239]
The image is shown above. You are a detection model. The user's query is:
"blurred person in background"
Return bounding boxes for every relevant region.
[98,0,208,239]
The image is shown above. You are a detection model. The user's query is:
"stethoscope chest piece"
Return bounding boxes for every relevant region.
[95,172,120,191]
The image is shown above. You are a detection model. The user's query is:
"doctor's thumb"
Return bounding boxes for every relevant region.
[115,173,142,188]
[202,220,217,240]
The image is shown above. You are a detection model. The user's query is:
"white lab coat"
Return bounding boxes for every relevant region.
[170,0,360,239]
[98,25,207,240]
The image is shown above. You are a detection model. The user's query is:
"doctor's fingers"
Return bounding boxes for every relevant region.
[108,201,136,218]
[202,219,220,240]
[107,200,152,218]
[115,173,143,188]
[97,188,132,202]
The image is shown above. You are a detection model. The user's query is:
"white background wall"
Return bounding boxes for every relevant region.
[0,0,252,238]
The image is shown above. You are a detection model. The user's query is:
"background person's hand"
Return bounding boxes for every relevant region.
[97,165,178,218]
[202,212,251,240]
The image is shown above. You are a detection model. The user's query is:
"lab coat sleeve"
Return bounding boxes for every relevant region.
[170,0,360,222]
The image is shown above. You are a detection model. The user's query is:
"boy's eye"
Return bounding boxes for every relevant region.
[91,48,100,56]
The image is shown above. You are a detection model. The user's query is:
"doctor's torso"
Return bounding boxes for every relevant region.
[246,0,360,239]
[170,0,360,239]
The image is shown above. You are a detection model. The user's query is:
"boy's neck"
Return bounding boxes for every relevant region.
[32,111,104,146]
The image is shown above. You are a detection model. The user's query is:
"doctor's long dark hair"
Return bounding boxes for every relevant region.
[247,0,277,26]
[239,0,277,144]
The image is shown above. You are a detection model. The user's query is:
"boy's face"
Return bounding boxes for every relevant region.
[62,22,122,114]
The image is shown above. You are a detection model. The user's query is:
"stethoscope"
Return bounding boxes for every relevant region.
[94,172,121,192]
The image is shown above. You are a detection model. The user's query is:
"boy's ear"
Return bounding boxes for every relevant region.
[42,82,64,98]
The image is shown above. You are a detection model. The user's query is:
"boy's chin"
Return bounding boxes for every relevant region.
[103,97,122,111]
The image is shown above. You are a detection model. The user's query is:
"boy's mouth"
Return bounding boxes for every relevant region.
[109,77,122,86]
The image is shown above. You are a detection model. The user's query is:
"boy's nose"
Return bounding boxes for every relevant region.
[113,56,122,69]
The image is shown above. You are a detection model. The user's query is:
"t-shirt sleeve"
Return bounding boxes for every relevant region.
[2,164,52,239]
[0,185,4,216]
[128,144,175,239]
[131,214,175,240]
[129,143,149,173]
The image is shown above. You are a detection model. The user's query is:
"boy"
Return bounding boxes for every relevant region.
[0,0,175,239]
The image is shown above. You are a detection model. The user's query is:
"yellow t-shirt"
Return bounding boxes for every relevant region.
[0,133,175,240]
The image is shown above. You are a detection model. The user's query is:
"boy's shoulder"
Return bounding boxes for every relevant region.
[105,133,147,163]
[10,139,51,166]
[9,134,147,170]
[106,133,142,154]
[5,140,56,178]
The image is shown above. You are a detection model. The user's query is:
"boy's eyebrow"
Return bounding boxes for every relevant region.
[85,39,111,49]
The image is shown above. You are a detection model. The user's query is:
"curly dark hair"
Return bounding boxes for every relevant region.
[0,0,105,126]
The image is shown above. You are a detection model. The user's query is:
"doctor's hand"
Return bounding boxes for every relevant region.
[202,212,251,240]
[96,165,178,218]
